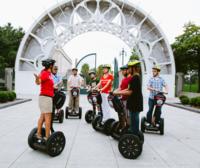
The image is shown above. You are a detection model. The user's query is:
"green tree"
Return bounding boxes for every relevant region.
[172,22,200,92]
[129,48,140,61]
[0,23,24,70]
[81,63,90,84]
[96,65,103,79]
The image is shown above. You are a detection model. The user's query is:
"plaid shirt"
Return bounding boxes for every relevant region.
[147,76,166,99]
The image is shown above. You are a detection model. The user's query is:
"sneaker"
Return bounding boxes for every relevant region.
[156,123,160,128]
[145,122,150,127]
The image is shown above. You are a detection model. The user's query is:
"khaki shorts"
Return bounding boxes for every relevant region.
[39,96,53,113]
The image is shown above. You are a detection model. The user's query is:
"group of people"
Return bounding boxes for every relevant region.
[34,58,168,140]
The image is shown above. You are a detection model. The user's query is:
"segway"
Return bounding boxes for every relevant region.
[107,93,128,140]
[108,92,144,159]
[65,87,82,119]
[28,94,66,157]
[85,89,101,124]
[52,89,66,123]
[141,92,166,135]
[91,93,115,135]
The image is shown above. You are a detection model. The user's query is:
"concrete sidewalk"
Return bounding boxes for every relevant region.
[0,95,200,168]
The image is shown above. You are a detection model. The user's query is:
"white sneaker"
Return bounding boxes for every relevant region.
[145,122,150,127]
[156,123,160,127]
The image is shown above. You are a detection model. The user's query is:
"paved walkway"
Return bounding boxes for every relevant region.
[0,95,200,168]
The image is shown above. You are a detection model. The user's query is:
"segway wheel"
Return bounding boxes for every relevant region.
[160,118,164,135]
[65,107,69,119]
[28,127,45,150]
[59,110,64,123]
[141,117,146,133]
[46,131,66,157]
[79,107,82,119]
[138,131,144,145]
[110,121,119,139]
[104,118,115,135]
[85,110,94,124]
[118,134,142,159]
[92,115,102,131]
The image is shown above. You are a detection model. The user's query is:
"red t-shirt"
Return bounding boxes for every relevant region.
[39,70,54,97]
[100,74,114,94]
[120,76,132,100]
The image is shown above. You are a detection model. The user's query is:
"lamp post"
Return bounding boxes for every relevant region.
[119,48,127,66]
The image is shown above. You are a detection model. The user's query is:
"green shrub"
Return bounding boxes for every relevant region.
[7,91,16,101]
[0,91,16,103]
[0,92,9,103]
[190,97,197,106]
[196,97,200,106]
[180,97,190,105]
[179,95,188,100]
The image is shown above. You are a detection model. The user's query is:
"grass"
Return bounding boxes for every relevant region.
[183,84,199,93]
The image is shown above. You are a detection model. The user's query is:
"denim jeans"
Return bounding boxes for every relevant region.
[129,111,140,135]
[147,98,162,123]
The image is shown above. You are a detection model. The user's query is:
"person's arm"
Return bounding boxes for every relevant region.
[147,78,155,91]
[34,74,41,85]
[96,80,102,89]
[113,88,132,96]
[67,76,72,90]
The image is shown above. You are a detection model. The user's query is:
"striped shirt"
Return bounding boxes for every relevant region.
[147,76,166,99]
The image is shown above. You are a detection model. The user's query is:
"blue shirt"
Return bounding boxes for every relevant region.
[52,74,62,85]
[147,76,166,99]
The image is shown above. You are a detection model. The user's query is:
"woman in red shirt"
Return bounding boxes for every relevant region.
[34,59,55,139]
[97,64,114,122]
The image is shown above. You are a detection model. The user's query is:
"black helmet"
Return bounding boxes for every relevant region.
[120,64,128,70]
[42,59,56,68]
[89,70,96,75]
[72,67,78,71]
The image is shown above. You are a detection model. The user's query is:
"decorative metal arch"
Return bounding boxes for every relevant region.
[15,0,176,96]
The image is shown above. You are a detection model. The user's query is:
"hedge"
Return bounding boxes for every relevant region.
[179,95,200,107]
[0,91,16,103]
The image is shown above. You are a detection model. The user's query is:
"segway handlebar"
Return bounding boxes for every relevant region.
[152,89,168,95]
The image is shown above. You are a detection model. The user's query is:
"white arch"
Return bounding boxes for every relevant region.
[15,0,175,97]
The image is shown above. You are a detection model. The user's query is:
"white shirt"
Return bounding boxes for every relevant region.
[68,74,82,88]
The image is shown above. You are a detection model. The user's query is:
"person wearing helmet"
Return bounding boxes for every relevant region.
[113,60,143,135]
[88,70,99,90]
[67,67,83,113]
[97,64,114,122]
[34,58,56,140]
[115,64,132,124]
[146,65,168,126]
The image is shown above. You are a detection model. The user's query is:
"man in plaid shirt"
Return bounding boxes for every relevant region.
[146,65,168,126]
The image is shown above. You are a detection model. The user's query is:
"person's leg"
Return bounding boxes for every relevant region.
[75,95,80,112]
[122,100,129,126]
[37,113,45,137]
[129,111,140,135]
[44,113,52,138]
[146,98,155,123]
[68,92,73,111]
[101,93,111,121]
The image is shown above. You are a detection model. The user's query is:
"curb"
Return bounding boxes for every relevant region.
[0,99,32,110]
[166,103,200,114]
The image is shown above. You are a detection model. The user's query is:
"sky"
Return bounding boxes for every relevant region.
[0,0,199,67]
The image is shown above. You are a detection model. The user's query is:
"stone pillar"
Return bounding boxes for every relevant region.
[5,68,13,91]
[175,72,184,96]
